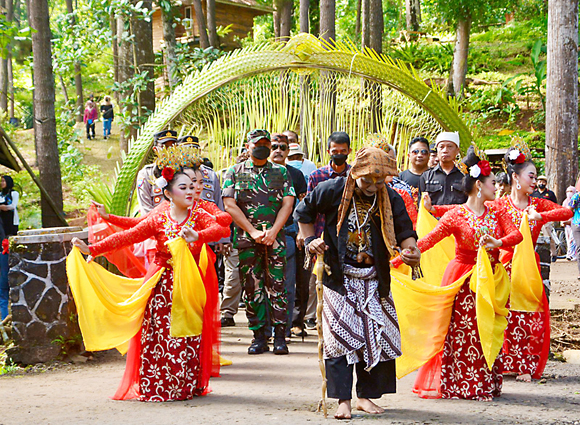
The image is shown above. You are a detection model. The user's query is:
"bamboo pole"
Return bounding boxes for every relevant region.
[314,252,327,418]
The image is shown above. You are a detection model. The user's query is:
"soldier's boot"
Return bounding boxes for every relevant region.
[248,327,269,355]
[273,324,289,355]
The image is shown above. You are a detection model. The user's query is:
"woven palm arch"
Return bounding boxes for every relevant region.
[109,34,472,216]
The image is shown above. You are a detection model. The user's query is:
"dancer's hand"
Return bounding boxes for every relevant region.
[524,206,542,221]
[480,234,502,249]
[307,238,328,255]
[71,237,91,255]
[179,226,199,243]
[400,246,421,267]
[423,194,433,212]
[91,201,109,220]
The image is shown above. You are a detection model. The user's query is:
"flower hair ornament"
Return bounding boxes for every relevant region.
[154,144,203,189]
[469,160,491,179]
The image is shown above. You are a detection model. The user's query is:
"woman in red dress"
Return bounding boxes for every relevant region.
[492,147,572,382]
[399,147,523,400]
[72,162,230,402]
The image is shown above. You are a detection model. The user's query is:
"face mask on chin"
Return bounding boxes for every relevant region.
[252,146,271,160]
[331,154,348,166]
[287,160,303,169]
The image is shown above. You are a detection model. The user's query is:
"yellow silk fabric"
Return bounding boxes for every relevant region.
[166,238,206,338]
[509,214,544,312]
[415,196,456,283]
[391,268,472,378]
[469,246,510,370]
[66,247,164,354]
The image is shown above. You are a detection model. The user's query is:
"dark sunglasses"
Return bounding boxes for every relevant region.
[411,149,429,155]
[271,143,288,151]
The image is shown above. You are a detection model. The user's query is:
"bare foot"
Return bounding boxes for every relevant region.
[476,396,493,402]
[516,373,532,382]
[355,398,385,414]
[334,399,351,420]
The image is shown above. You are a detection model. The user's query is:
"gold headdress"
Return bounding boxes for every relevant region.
[154,144,203,189]
[502,136,533,172]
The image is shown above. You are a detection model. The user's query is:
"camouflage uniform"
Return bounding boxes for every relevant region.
[222,159,296,330]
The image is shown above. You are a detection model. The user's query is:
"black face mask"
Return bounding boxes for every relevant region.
[331,154,348,166]
[252,146,271,160]
[538,184,546,190]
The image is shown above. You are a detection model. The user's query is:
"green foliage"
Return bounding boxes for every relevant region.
[51,334,83,358]
[426,0,516,26]
[530,39,547,110]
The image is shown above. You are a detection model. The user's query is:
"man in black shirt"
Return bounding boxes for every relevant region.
[399,136,430,189]
[531,175,559,261]
[419,132,467,206]
[531,175,558,203]
[270,133,307,335]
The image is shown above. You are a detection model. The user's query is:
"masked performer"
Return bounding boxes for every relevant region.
[296,147,420,419]
[492,145,572,382]
[395,146,523,401]
[68,145,230,402]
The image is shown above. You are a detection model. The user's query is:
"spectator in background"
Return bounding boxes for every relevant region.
[100,96,114,139]
[567,186,580,279]
[399,137,430,189]
[495,172,510,198]
[563,186,578,261]
[427,143,438,168]
[0,223,8,320]
[270,133,307,336]
[283,130,317,178]
[532,176,559,261]
[83,100,98,140]
[419,132,466,206]
[0,176,19,236]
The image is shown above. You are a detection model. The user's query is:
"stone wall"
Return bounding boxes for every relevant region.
[6,227,87,364]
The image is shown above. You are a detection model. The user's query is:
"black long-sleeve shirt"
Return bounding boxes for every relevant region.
[295,177,417,298]
[419,164,467,206]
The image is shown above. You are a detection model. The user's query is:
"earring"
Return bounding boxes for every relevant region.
[477,187,482,198]
[169,198,174,208]
[516,181,521,190]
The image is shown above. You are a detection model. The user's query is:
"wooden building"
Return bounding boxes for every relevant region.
[152,0,272,51]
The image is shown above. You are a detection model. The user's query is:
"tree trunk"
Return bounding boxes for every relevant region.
[546,0,579,203]
[28,0,65,227]
[161,5,179,88]
[7,50,14,120]
[65,0,84,122]
[368,0,383,131]
[111,12,120,104]
[361,0,369,49]
[299,0,309,33]
[117,15,135,152]
[279,0,292,41]
[0,0,8,113]
[273,0,280,39]
[451,14,472,98]
[319,0,336,157]
[405,0,420,32]
[59,75,69,103]
[206,0,218,47]
[192,0,209,49]
[131,0,155,117]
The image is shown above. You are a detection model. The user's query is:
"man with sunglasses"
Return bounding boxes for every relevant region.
[223,129,296,355]
[399,136,430,189]
[270,133,307,338]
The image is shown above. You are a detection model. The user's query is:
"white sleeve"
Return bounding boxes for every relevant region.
[6,191,18,210]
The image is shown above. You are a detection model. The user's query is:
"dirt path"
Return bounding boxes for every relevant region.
[2,262,580,424]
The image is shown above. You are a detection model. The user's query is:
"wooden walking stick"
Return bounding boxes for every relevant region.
[314,252,328,418]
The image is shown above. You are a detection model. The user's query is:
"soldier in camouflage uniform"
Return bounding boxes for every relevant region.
[222,129,296,355]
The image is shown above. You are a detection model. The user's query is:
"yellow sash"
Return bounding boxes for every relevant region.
[66,238,207,354]
[510,214,544,312]
[469,246,510,369]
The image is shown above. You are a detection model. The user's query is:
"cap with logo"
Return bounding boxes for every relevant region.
[288,143,305,157]
[247,129,271,145]
[177,135,200,148]
[154,130,178,144]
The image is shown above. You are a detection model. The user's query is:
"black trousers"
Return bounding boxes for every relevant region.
[325,356,396,400]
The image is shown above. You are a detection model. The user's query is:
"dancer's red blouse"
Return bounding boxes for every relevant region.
[89,202,230,264]
[416,204,522,263]
[492,196,572,252]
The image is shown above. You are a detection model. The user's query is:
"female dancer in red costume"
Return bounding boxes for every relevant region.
[492,147,572,382]
[72,162,230,402]
[397,147,523,400]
